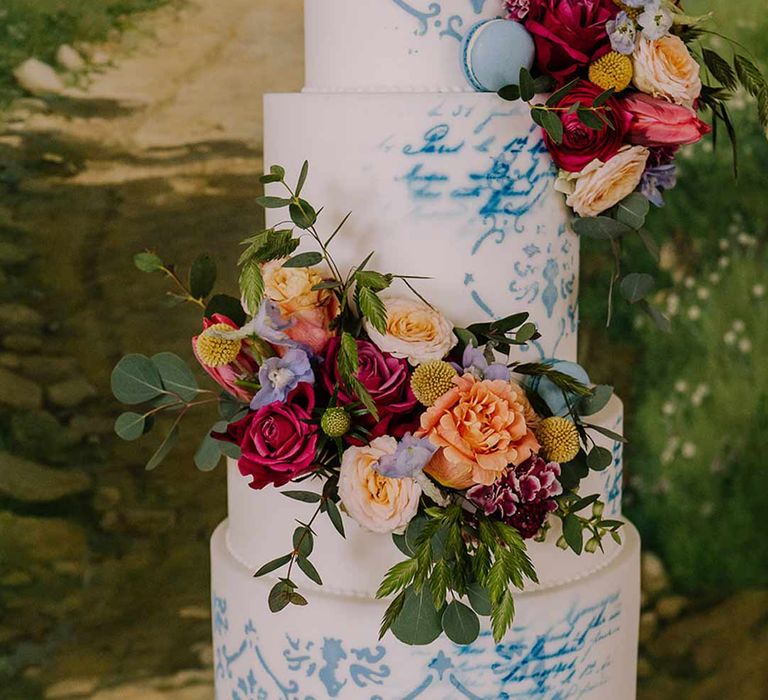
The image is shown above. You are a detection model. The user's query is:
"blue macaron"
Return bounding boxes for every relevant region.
[461,18,536,93]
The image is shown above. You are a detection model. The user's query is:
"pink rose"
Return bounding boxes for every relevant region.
[214,383,318,490]
[622,93,711,148]
[321,338,420,440]
[192,314,260,402]
[544,80,632,173]
[525,0,619,84]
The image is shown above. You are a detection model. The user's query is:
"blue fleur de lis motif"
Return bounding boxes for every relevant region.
[390,0,490,40]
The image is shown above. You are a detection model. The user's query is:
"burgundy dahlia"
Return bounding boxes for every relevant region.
[467,455,563,539]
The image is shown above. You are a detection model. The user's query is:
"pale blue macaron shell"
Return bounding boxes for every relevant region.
[523,360,591,417]
[461,18,536,93]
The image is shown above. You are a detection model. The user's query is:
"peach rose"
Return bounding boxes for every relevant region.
[632,35,702,108]
[416,375,540,489]
[556,145,650,218]
[262,261,338,354]
[364,296,456,366]
[338,436,422,534]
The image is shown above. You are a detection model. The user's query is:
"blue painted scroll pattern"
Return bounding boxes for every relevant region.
[389,101,577,341]
[390,1,491,41]
[603,412,625,518]
[212,589,624,699]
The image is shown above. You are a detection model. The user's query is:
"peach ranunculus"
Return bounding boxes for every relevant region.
[632,35,702,108]
[364,296,456,366]
[416,375,540,489]
[338,436,422,534]
[262,260,338,354]
[555,145,650,218]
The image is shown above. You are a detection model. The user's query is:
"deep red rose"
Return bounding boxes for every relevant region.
[544,80,632,172]
[214,382,318,490]
[525,0,619,84]
[321,338,419,440]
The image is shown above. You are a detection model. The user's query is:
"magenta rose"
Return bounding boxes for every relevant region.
[622,93,711,148]
[525,0,618,84]
[214,382,318,490]
[321,338,419,440]
[544,80,632,172]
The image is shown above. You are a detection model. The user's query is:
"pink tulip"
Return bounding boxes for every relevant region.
[623,93,711,148]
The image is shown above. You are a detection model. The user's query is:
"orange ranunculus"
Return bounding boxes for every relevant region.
[416,374,540,489]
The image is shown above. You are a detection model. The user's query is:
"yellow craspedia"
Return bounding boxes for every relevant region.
[589,51,634,93]
[196,323,242,368]
[536,417,581,464]
[612,0,641,20]
[410,361,458,407]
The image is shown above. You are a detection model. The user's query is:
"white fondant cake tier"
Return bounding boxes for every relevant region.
[305,0,502,92]
[211,519,640,699]
[264,93,579,362]
[226,396,623,598]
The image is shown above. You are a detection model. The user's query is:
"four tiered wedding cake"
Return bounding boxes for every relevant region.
[210,1,640,697]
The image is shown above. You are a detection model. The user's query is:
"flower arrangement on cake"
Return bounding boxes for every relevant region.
[112,163,625,646]
[467,0,768,326]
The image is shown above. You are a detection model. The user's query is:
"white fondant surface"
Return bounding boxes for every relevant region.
[212,519,640,699]
[226,396,624,598]
[264,93,579,362]
[305,0,503,92]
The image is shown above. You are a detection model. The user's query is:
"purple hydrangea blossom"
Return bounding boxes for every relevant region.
[376,433,438,479]
[638,1,673,40]
[251,348,314,409]
[607,11,637,55]
[640,162,677,207]
[504,0,531,21]
[458,345,511,382]
[467,456,563,539]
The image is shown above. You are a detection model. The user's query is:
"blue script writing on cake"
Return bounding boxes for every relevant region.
[390,0,492,41]
[211,588,625,699]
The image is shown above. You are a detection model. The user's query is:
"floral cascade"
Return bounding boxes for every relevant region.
[111,164,625,646]
[497,0,766,327]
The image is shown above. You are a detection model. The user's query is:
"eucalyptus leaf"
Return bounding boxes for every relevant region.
[134,251,164,273]
[577,108,605,130]
[467,582,492,616]
[145,425,179,471]
[639,299,672,333]
[293,527,314,558]
[189,254,217,300]
[289,199,318,229]
[579,384,614,417]
[256,196,292,209]
[254,554,291,578]
[111,354,164,404]
[546,77,579,107]
[540,110,564,144]
[152,352,199,402]
[620,273,655,304]
[194,433,223,471]
[326,499,345,538]
[114,412,146,441]
[519,67,535,102]
[297,556,322,585]
[515,322,537,344]
[391,586,443,646]
[283,490,322,503]
[497,84,520,102]
[571,216,633,240]
[614,193,650,230]
[284,251,323,268]
[295,160,310,196]
[587,446,614,471]
[268,580,293,612]
[442,601,480,645]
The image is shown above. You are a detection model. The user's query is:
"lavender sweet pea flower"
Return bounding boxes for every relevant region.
[251,348,314,409]
[639,1,673,40]
[376,434,438,479]
[640,162,677,207]
[460,345,511,382]
[607,12,637,56]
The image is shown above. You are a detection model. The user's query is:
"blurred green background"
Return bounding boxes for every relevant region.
[0,0,766,698]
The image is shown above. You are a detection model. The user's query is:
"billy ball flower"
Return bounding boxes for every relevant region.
[589,51,634,92]
[196,323,242,367]
[535,416,581,464]
[321,407,352,438]
[410,361,458,407]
